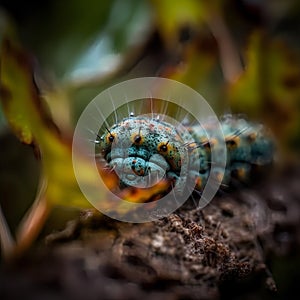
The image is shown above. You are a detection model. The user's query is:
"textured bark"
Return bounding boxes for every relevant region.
[1,164,300,300]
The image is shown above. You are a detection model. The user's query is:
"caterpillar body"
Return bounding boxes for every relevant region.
[97,112,274,198]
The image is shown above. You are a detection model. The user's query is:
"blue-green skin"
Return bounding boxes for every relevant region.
[98,115,274,192]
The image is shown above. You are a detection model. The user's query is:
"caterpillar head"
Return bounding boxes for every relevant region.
[98,116,188,189]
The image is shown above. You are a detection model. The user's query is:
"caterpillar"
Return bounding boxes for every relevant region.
[96,101,274,201]
[72,78,275,220]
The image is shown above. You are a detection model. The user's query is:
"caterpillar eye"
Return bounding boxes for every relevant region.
[134,134,142,144]
[160,144,168,152]
[158,141,169,153]
[131,133,144,145]
[106,133,117,143]
[131,126,144,145]
[225,136,240,149]
[226,139,236,147]
[157,141,173,156]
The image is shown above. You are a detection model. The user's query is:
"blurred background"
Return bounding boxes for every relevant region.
[0,0,300,298]
[1,0,300,146]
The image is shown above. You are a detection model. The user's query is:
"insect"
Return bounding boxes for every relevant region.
[96,102,274,201]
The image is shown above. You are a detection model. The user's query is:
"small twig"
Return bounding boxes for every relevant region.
[208,14,243,83]
[14,176,51,257]
[0,204,16,260]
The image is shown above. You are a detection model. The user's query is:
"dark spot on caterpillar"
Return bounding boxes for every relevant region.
[134,135,142,143]
[202,141,211,150]
[226,139,237,148]
[160,145,168,152]
[159,141,169,152]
